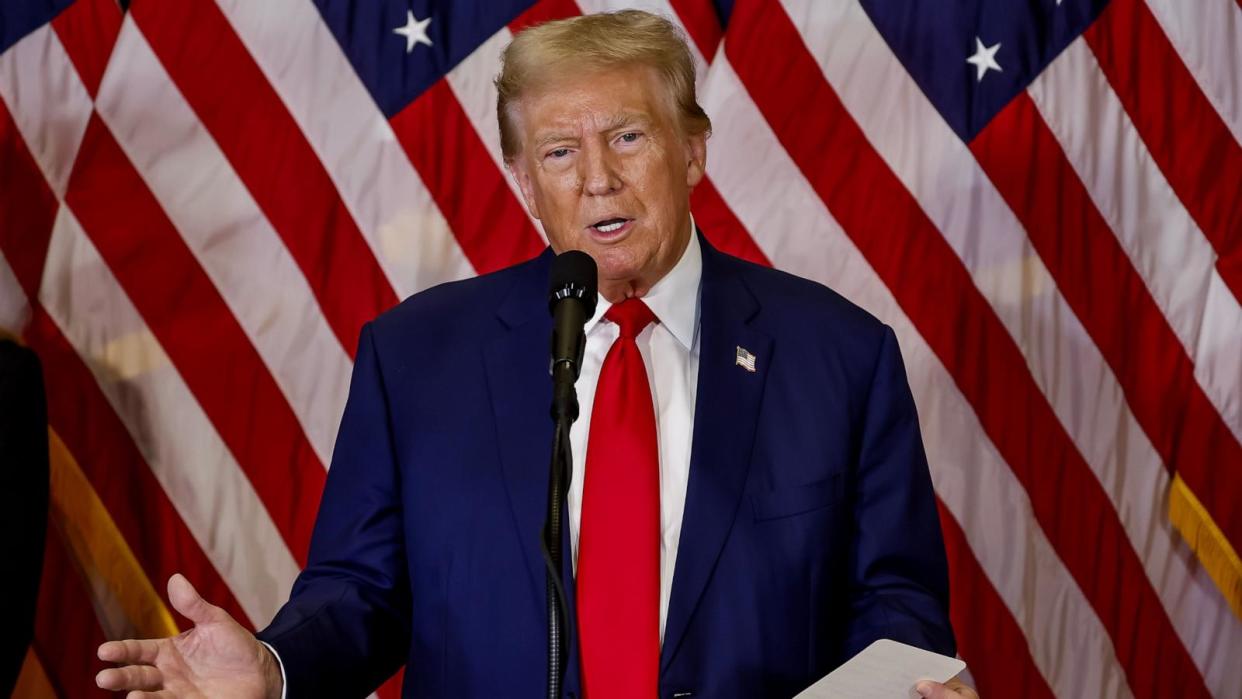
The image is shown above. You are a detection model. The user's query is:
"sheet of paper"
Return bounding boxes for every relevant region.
[794,639,966,699]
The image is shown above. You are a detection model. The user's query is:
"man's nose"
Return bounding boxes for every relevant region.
[580,141,622,196]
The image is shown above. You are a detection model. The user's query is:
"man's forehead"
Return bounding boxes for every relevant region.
[533,111,654,139]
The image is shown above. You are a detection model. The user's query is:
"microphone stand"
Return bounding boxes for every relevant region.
[544,362,578,699]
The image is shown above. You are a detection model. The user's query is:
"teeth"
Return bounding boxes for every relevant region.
[595,220,625,233]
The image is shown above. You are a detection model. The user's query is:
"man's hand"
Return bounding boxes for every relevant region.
[916,677,980,699]
[96,574,283,698]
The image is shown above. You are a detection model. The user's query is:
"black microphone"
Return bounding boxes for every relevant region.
[547,250,598,423]
[543,249,596,699]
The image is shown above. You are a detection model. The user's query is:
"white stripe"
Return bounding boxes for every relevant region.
[444,26,545,241]
[777,2,1242,694]
[0,25,91,198]
[700,53,1132,698]
[213,0,476,297]
[94,17,348,468]
[1030,38,1242,444]
[1143,0,1242,144]
[0,250,30,337]
[40,205,299,627]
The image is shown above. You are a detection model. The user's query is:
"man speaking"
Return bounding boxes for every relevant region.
[97,11,977,698]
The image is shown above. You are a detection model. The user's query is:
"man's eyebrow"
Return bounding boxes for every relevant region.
[534,132,578,150]
[533,113,655,151]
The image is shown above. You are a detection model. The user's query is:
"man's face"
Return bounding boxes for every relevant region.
[509,63,707,301]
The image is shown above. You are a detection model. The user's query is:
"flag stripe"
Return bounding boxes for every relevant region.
[781,0,1242,688]
[1031,38,1242,444]
[95,16,351,468]
[936,505,1057,699]
[727,3,1210,696]
[1141,0,1242,143]
[0,251,28,334]
[970,91,1222,695]
[48,0,120,99]
[39,202,301,625]
[698,53,1126,697]
[0,98,58,300]
[689,177,770,267]
[35,529,110,699]
[972,89,1242,569]
[666,0,722,62]
[0,24,90,202]
[445,27,545,238]
[389,78,546,274]
[1084,0,1242,301]
[213,0,476,300]
[128,0,397,358]
[64,114,323,564]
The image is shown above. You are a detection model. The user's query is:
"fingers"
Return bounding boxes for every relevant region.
[98,638,162,665]
[915,680,965,699]
[125,691,176,699]
[167,573,224,626]
[96,664,162,692]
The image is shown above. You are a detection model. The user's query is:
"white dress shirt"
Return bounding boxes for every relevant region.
[567,225,702,644]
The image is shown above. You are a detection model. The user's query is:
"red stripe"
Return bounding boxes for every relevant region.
[1083,0,1242,300]
[971,91,1242,570]
[129,0,398,358]
[0,94,249,628]
[0,99,58,300]
[667,0,722,62]
[390,79,545,274]
[936,502,1055,699]
[724,2,1210,696]
[50,0,122,99]
[690,177,770,266]
[35,527,110,698]
[64,114,324,565]
[509,0,583,33]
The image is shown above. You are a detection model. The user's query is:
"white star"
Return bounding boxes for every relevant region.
[394,10,432,54]
[966,37,1002,82]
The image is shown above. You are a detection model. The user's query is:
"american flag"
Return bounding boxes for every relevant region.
[1,0,1239,696]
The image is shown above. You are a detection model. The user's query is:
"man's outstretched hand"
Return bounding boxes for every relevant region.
[96,574,283,698]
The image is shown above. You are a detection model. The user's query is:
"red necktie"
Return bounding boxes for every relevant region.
[577,298,660,699]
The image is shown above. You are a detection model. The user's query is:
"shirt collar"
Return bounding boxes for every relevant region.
[585,215,702,350]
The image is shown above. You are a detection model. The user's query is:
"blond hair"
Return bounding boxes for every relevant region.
[495,10,711,162]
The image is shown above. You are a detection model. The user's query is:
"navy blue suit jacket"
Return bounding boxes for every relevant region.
[257,236,955,698]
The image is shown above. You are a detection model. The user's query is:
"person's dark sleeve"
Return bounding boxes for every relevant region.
[841,326,955,659]
[0,341,49,696]
[256,323,411,696]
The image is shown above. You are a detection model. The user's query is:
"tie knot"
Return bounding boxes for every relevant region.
[604,298,657,339]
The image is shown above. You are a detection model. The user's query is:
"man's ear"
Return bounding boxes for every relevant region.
[508,158,542,220]
[684,130,707,189]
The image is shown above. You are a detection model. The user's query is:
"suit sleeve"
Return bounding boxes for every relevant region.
[256,322,411,696]
[842,326,955,659]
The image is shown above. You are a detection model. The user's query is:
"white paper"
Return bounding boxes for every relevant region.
[794,639,966,699]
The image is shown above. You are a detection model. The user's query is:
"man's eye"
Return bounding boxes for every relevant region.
[619,132,641,143]
[547,148,570,159]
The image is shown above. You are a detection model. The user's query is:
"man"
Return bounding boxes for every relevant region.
[97,11,977,698]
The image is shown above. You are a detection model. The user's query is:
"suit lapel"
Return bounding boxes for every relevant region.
[482,251,557,605]
[482,249,584,695]
[661,239,773,673]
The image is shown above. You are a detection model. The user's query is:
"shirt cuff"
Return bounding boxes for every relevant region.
[258,640,288,699]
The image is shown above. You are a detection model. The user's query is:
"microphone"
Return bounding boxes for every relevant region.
[543,249,596,699]
[547,250,598,423]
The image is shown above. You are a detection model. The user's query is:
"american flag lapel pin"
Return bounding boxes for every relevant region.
[735,345,757,373]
